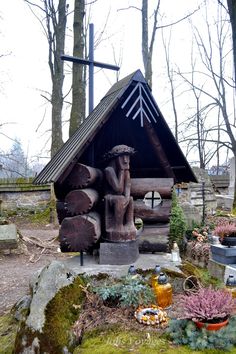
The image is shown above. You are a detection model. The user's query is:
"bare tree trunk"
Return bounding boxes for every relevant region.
[69,0,86,137]
[49,0,67,157]
[141,0,159,88]
[162,30,179,142]
[25,0,67,158]
[227,0,236,85]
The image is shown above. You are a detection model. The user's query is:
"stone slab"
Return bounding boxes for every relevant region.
[211,245,236,264]
[99,241,139,265]
[63,252,182,278]
[211,244,236,256]
[0,224,18,249]
[211,254,236,264]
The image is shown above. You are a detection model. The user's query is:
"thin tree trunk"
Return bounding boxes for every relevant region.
[69,0,86,137]
[49,0,67,157]
[227,0,236,85]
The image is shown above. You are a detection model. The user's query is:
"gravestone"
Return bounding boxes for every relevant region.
[0,224,18,250]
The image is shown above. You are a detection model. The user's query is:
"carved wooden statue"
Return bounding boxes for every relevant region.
[103,145,137,242]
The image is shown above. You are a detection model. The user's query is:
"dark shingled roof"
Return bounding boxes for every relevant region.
[34,70,197,184]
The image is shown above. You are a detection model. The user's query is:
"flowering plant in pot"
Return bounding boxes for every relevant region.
[213,222,236,247]
[177,286,236,330]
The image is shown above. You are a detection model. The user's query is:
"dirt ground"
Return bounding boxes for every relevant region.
[0,219,73,315]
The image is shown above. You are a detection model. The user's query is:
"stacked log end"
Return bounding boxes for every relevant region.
[57,163,102,252]
[59,212,101,252]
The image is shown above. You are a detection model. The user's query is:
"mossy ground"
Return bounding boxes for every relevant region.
[0,313,18,354]
[74,325,236,354]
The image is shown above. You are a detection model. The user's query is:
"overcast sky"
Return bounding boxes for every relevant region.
[1,0,233,167]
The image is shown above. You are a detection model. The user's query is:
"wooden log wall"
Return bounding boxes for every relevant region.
[131,178,174,252]
[58,163,102,252]
[57,169,174,253]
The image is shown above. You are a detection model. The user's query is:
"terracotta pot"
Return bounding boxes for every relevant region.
[194,318,229,331]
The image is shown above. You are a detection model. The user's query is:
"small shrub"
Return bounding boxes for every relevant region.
[168,316,236,350]
[169,190,187,250]
[93,275,155,308]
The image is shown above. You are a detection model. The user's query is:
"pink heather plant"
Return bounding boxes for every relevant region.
[213,223,236,238]
[178,287,236,322]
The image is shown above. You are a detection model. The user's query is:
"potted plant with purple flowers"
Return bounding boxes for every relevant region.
[213,222,236,247]
[177,286,236,331]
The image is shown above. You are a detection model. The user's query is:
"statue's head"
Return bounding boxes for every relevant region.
[103,145,135,170]
[104,145,135,160]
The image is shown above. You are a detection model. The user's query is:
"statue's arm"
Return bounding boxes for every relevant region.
[105,167,124,193]
[124,170,131,198]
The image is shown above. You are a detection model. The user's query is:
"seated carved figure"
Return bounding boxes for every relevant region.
[103,145,137,242]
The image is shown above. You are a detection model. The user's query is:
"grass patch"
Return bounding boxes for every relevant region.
[28,207,51,224]
[73,325,233,354]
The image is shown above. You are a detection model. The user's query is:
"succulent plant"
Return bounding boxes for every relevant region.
[177,287,236,322]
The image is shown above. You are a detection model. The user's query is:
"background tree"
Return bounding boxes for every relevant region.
[0,139,31,177]
[177,2,236,207]
[227,0,236,85]
[69,0,86,137]
[25,0,68,157]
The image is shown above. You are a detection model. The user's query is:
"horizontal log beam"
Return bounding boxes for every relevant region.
[131,178,173,198]
[134,200,171,222]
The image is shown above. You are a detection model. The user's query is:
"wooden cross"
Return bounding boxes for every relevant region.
[61,23,120,114]
[144,191,162,209]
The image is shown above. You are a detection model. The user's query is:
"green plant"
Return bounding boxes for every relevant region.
[168,316,236,350]
[169,190,187,249]
[93,275,155,308]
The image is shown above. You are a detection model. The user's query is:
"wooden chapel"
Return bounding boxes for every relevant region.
[34,70,197,256]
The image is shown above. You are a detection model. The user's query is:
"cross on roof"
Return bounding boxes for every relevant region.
[61,23,120,114]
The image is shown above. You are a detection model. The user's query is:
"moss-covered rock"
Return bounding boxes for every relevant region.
[15,275,85,353]
[0,313,18,354]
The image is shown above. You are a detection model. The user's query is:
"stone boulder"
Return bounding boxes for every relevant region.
[26,260,76,333]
